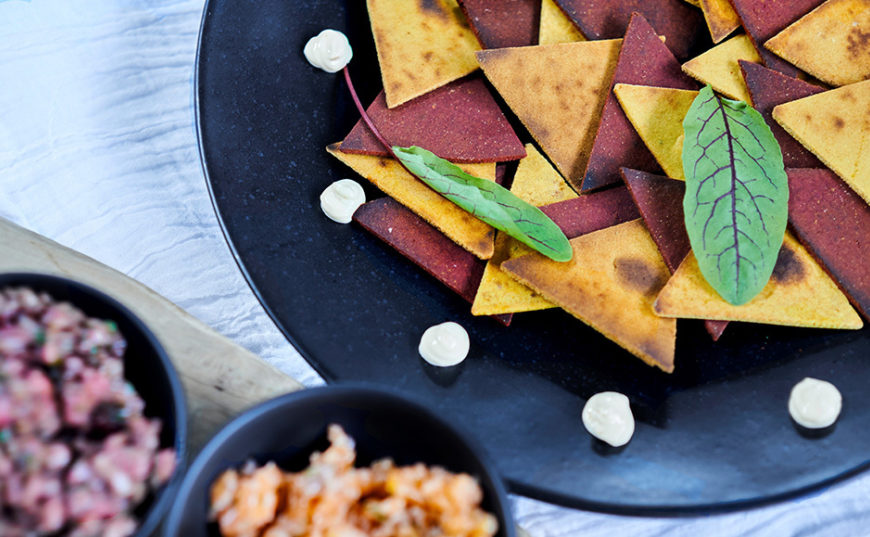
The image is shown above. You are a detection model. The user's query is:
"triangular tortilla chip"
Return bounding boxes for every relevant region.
[787,168,870,319]
[367,0,481,108]
[772,80,870,205]
[477,40,622,190]
[340,77,525,163]
[458,0,540,49]
[654,233,863,329]
[327,144,496,259]
[729,0,825,77]
[472,145,577,316]
[552,0,706,60]
[682,34,762,102]
[539,0,586,44]
[621,168,729,340]
[353,198,511,326]
[740,60,825,168]
[683,0,701,7]
[764,0,870,87]
[582,13,698,192]
[613,84,699,180]
[503,219,677,372]
[540,186,641,237]
[699,0,741,43]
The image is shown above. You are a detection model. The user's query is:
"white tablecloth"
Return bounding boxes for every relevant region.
[1,1,867,535]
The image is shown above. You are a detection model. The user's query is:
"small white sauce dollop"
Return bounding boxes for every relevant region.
[320,179,365,224]
[788,377,842,429]
[304,29,353,73]
[582,392,635,447]
[418,322,470,367]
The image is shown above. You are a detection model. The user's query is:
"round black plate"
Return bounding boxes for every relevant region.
[195,0,870,514]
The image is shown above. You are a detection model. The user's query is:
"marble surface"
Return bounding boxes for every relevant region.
[0,1,867,535]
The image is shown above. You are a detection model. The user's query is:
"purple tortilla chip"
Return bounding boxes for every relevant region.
[540,185,640,238]
[458,0,541,49]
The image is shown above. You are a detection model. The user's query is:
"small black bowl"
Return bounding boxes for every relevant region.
[0,273,188,537]
[164,384,515,537]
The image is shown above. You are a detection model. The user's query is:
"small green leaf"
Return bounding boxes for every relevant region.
[682,86,788,305]
[393,145,573,262]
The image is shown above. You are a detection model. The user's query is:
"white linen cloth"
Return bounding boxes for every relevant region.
[0,1,867,535]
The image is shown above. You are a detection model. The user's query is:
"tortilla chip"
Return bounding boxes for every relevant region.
[353,198,511,326]
[682,34,762,102]
[683,0,701,7]
[552,0,706,60]
[699,0,741,44]
[772,80,870,205]
[340,77,525,163]
[654,233,863,329]
[539,0,586,44]
[613,84,699,180]
[457,0,540,49]
[787,168,870,319]
[582,13,698,192]
[502,219,677,372]
[327,144,496,259]
[740,60,825,168]
[764,0,870,87]
[621,168,728,340]
[477,40,621,191]
[367,0,481,108]
[472,145,577,316]
[729,0,825,77]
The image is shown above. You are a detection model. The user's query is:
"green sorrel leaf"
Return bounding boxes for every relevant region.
[682,86,788,305]
[393,145,573,262]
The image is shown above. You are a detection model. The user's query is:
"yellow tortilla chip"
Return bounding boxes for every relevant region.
[654,233,863,329]
[700,0,741,43]
[682,34,762,102]
[502,219,677,372]
[327,144,496,259]
[765,0,870,87]
[683,0,701,6]
[472,145,577,315]
[367,0,481,108]
[477,39,621,191]
[539,0,586,45]
[613,84,699,181]
[773,79,870,205]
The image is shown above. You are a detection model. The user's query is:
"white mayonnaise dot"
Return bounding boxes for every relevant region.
[418,322,470,367]
[304,29,353,73]
[320,179,365,224]
[788,377,842,429]
[582,392,635,447]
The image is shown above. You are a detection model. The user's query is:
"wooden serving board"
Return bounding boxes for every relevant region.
[0,216,302,452]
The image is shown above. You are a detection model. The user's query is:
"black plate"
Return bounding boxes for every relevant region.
[195,0,870,513]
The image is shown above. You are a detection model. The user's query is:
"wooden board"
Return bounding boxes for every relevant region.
[0,216,302,452]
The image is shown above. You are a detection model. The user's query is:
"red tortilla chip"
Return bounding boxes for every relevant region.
[621,168,728,340]
[457,0,541,49]
[787,168,870,319]
[552,0,707,60]
[582,13,698,192]
[729,0,825,76]
[340,77,525,163]
[740,60,825,168]
[540,185,640,237]
[353,197,512,326]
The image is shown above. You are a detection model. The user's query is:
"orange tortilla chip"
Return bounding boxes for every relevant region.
[613,84,699,180]
[367,0,481,108]
[765,0,870,87]
[472,145,577,315]
[327,144,496,259]
[772,79,870,205]
[539,0,586,44]
[654,233,863,329]
[502,219,677,372]
[682,34,762,102]
[699,0,741,44]
[477,39,621,191]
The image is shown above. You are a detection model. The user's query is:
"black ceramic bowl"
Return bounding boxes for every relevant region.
[0,273,187,537]
[164,385,515,537]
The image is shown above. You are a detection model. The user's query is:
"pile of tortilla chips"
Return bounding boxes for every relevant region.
[324,0,867,374]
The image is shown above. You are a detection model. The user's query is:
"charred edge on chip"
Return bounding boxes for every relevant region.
[771,244,805,285]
